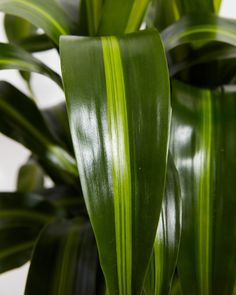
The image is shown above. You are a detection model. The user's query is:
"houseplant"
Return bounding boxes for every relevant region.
[0,0,235,294]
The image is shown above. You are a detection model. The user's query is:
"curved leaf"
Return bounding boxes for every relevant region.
[61,30,170,294]
[170,80,236,295]
[0,43,62,87]
[4,14,53,52]
[147,0,222,31]
[0,81,78,186]
[98,0,150,35]
[0,0,74,45]
[162,14,236,52]
[144,156,182,295]
[0,192,60,273]
[25,219,99,295]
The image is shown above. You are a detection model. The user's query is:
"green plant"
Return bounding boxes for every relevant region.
[0,0,235,294]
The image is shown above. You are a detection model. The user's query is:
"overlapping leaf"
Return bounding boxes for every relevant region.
[170,80,236,295]
[0,0,74,45]
[61,29,170,294]
[25,219,99,295]
[0,43,62,87]
[144,156,181,295]
[0,81,78,186]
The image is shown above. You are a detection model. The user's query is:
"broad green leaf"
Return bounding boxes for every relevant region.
[84,0,103,35]
[147,0,222,30]
[0,43,62,87]
[17,158,45,193]
[60,30,170,295]
[0,0,74,45]
[0,81,78,186]
[98,0,150,35]
[170,80,236,295]
[0,192,60,273]
[144,156,181,295]
[25,219,99,295]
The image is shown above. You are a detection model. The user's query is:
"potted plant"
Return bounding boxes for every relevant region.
[0,0,235,294]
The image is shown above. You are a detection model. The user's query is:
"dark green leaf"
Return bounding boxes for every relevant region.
[0,42,62,87]
[61,29,170,294]
[42,102,74,154]
[0,192,60,273]
[170,80,236,295]
[144,155,182,295]
[0,0,74,45]
[25,219,98,295]
[0,81,78,186]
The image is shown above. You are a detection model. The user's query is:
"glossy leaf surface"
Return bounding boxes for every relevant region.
[25,219,98,295]
[170,80,236,295]
[0,0,73,45]
[0,192,60,273]
[0,43,62,87]
[61,30,170,294]
[0,81,78,186]
[144,156,181,295]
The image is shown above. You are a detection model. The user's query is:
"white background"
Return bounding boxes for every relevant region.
[0,1,235,294]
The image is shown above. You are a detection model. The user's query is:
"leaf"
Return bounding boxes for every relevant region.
[0,81,78,186]
[0,0,74,45]
[42,102,74,154]
[60,29,170,294]
[17,158,45,193]
[170,80,236,295]
[98,0,150,35]
[24,219,99,295]
[161,14,236,87]
[162,14,236,52]
[147,0,222,30]
[144,155,182,295]
[0,192,60,273]
[0,42,62,87]
[17,34,53,52]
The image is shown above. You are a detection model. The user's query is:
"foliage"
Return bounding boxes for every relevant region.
[0,0,235,294]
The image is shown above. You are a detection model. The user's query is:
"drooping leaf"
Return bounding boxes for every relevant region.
[60,29,170,294]
[0,0,74,45]
[17,158,45,193]
[147,0,222,30]
[161,14,236,87]
[162,14,236,52]
[0,192,61,273]
[144,155,182,295]
[25,219,99,295]
[0,81,78,186]
[16,34,53,52]
[0,43,62,87]
[98,0,150,35]
[170,80,236,295]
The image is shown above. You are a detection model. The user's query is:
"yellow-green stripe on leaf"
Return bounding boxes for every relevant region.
[170,80,236,295]
[60,29,170,295]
